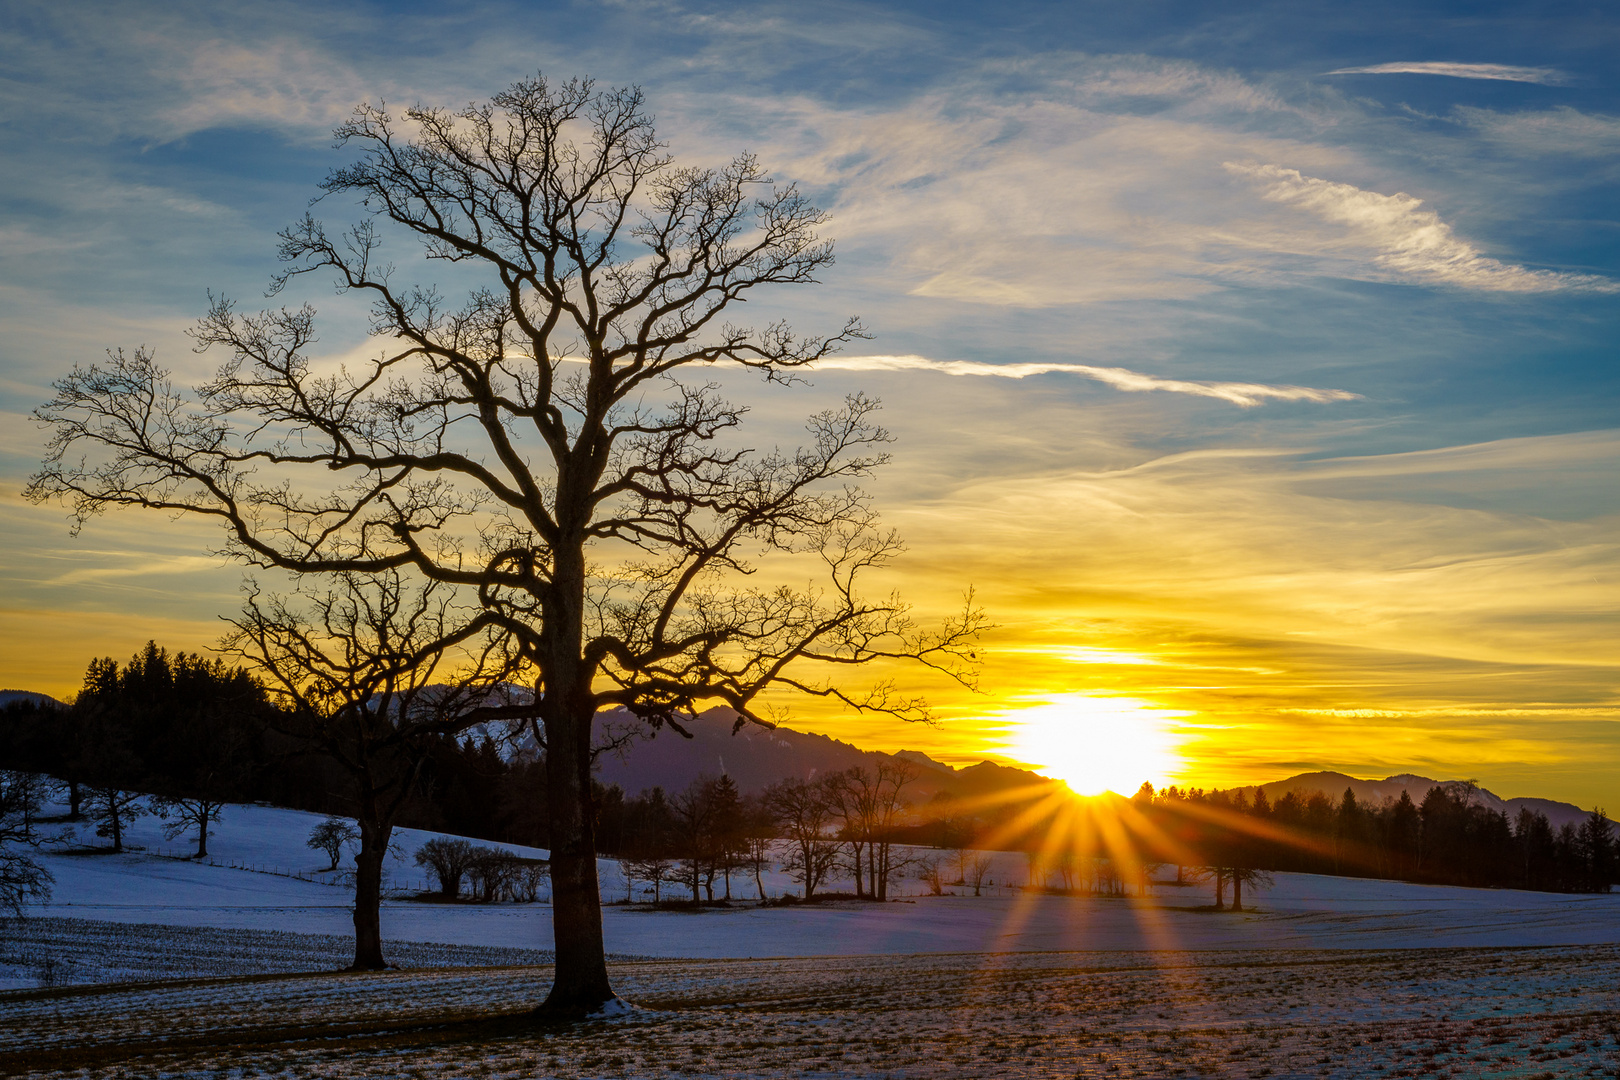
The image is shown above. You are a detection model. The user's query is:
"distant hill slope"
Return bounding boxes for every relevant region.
[1245,771,1598,832]
[593,707,1057,804]
[0,690,65,709]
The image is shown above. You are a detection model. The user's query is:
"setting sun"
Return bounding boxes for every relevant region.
[1000,694,1186,796]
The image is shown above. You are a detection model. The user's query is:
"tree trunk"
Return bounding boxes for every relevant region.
[1231,873,1243,912]
[68,779,82,819]
[107,788,123,852]
[539,691,615,1015]
[351,817,391,970]
[195,803,210,859]
[1213,872,1224,910]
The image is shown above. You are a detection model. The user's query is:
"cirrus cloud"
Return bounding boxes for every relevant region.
[813,354,1360,407]
[1226,163,1620,293]
[1325,62,1567,84]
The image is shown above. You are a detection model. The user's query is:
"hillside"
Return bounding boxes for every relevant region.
[0,689,65,709]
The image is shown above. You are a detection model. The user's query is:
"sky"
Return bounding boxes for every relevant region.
[1,0,1617,806]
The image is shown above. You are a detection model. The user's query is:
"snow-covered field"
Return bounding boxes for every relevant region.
[5,795,1620,1077]
[13,796,1619,978]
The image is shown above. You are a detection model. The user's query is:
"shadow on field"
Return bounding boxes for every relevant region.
[0,968,590,1076]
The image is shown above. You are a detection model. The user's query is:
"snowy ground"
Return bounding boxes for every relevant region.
[2,944,1618,1078]
[5,795,1620,1077]
[14,796,1620,979]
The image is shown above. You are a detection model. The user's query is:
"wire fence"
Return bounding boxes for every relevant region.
[145,847,442,893]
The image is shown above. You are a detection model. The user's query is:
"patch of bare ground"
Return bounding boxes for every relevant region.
[4,945,1620,1078]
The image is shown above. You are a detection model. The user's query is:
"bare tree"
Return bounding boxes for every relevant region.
[916,855,945,896]
[0,772,53,916]
[964,852,993,896]
[415,837,477,898]
[766,776,839,899]
[621,850,675,905]
[83,785,144,853]
[741,795,777,901]
[512,859,551,902]
[1,772,47,844]
[29,75,982,1013]
[151,795,225,859]
[308,816,358,872]
[1226,865,1275,912]
[223,571,515,969]
[468,847,521,902]
[843,760,918,900]
[670,776,717,903]
[1190,864,1229,909]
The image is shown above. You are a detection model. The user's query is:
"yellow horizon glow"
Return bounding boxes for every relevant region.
[997,693,1188,797]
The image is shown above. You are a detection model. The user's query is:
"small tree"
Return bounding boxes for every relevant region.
[1,772,53,916]
[767,776,839,899]
[965,853,993,897]
[151,796,225,859]
[512,860,551,903]
[225,571,516,969]
[671,777,718,903]
[622,851,675,905]
[84,784,144,853]
[829,761,917,901]
[308,816,358,871]
[414,837,477,898]
[1227,866,1275,912]
[708,775,744,901]
[917,855,945,896]
[1579,808,1614,893]
[1025,850,1044,890]
[0,772,47,843]
[468,847,521,902]
[741,795,777,901]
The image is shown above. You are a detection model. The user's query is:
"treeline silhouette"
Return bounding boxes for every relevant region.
[0,643,552,850]
[2,641,1612,899]
[1139,783,1615,895]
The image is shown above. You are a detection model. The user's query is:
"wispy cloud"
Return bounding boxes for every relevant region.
[1455,106,1620,158]
[1326,62,1567,85]
[814,354,1361,406]
[1226,163,1620,293]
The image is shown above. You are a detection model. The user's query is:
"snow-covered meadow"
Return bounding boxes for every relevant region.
[11,796,1619,980]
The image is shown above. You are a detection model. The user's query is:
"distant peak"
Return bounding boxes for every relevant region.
[894,750,954,773]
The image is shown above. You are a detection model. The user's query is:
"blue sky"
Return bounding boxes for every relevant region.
[2,0,1617,803]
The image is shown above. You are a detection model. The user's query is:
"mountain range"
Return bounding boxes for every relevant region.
[592,707,1059,806]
